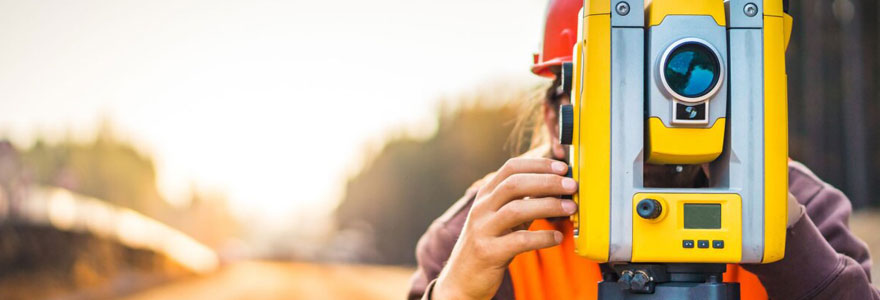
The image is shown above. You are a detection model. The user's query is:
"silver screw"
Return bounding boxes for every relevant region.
[616,1,630,16]
[744,3,758,17]
[675,165,684,173]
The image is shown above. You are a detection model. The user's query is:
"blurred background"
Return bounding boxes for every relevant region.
[0,0,877,299]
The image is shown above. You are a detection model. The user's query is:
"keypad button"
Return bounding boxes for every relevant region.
[713,240,724,249]
[697,240,710,248]
[683,240,695,248]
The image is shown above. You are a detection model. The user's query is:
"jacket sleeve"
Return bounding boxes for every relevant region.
[742,161,879,299]
[407,185,517,300]
[407,187,475,300]
[409,149,552,300]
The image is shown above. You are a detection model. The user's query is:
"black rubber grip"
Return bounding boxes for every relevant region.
[559,104,574,145]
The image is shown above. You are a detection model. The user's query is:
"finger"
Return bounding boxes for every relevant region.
[511,222,530,232]
[487,173,577,210]
[488,198,576,234]
[482,158,568,193]
[786,192,803,228]
[496,230,563,257]
[552,142,566,160]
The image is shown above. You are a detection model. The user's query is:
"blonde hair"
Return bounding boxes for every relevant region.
[508,78,562,157]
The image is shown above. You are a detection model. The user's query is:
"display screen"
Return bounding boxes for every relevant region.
[683,204,722,229]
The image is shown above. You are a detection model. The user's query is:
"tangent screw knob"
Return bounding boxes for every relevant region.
[637,199,662,220]
[617,270,634,290]
[630,271,652,292]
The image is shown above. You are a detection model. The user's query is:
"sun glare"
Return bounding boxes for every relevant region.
[0,0,546,237]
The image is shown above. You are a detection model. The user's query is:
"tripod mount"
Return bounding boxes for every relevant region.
[598,263,740,300]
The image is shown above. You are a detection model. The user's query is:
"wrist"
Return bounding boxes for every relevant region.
[433,272,473,300]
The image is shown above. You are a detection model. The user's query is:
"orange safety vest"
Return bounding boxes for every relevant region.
[508,219,768,300]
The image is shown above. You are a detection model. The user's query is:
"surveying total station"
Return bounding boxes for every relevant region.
[557,0,793,298]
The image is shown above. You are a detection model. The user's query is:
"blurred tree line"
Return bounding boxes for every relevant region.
[21,124,167,218]
[786,0,878,209]
[335,85,542,265]
[10,122,238,249]
[0,122,237,298]
[337,0,880,266]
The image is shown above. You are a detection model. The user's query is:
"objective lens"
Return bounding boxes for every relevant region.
[662,42,721,99]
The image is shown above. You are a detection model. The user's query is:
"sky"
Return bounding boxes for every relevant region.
[0,0,548,235]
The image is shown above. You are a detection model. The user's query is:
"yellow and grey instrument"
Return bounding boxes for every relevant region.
[558,0,793,264]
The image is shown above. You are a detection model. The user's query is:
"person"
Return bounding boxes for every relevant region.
[407,0,880,299]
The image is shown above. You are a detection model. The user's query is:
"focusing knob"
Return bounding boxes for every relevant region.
[559,104,574,145]
[637,199,662,220]
[559,62,573,95]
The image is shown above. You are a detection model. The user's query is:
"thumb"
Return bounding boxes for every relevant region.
[786,192,804,228]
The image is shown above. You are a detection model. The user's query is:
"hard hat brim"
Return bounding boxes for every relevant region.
[531,56,572,78]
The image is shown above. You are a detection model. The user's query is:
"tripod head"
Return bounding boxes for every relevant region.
[600,263,740,299]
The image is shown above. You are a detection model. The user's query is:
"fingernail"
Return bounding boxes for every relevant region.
[562,178,577,190]
[562,200,577,214]
[551,161,567,173]
[554,231,563,243]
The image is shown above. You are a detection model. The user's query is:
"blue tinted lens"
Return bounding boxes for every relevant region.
[663,43,720,98]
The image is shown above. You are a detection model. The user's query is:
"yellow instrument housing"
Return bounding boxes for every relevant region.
[761,7,790,264]
[567,0,791,264]
[646,117,726,165]
[647,0,726,26]
[572,11,612,260]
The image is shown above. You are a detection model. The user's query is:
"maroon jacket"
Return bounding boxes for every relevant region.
[409,161,879,299]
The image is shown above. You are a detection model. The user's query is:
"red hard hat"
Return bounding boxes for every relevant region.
[531,0,582,78]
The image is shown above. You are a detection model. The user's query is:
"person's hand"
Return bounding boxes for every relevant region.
[433,158,578,300]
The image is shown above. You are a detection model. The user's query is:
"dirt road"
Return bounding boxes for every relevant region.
[121,211,880,299]
[120,261,414,300]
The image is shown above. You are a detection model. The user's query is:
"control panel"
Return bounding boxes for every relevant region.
[631,193,742,263]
